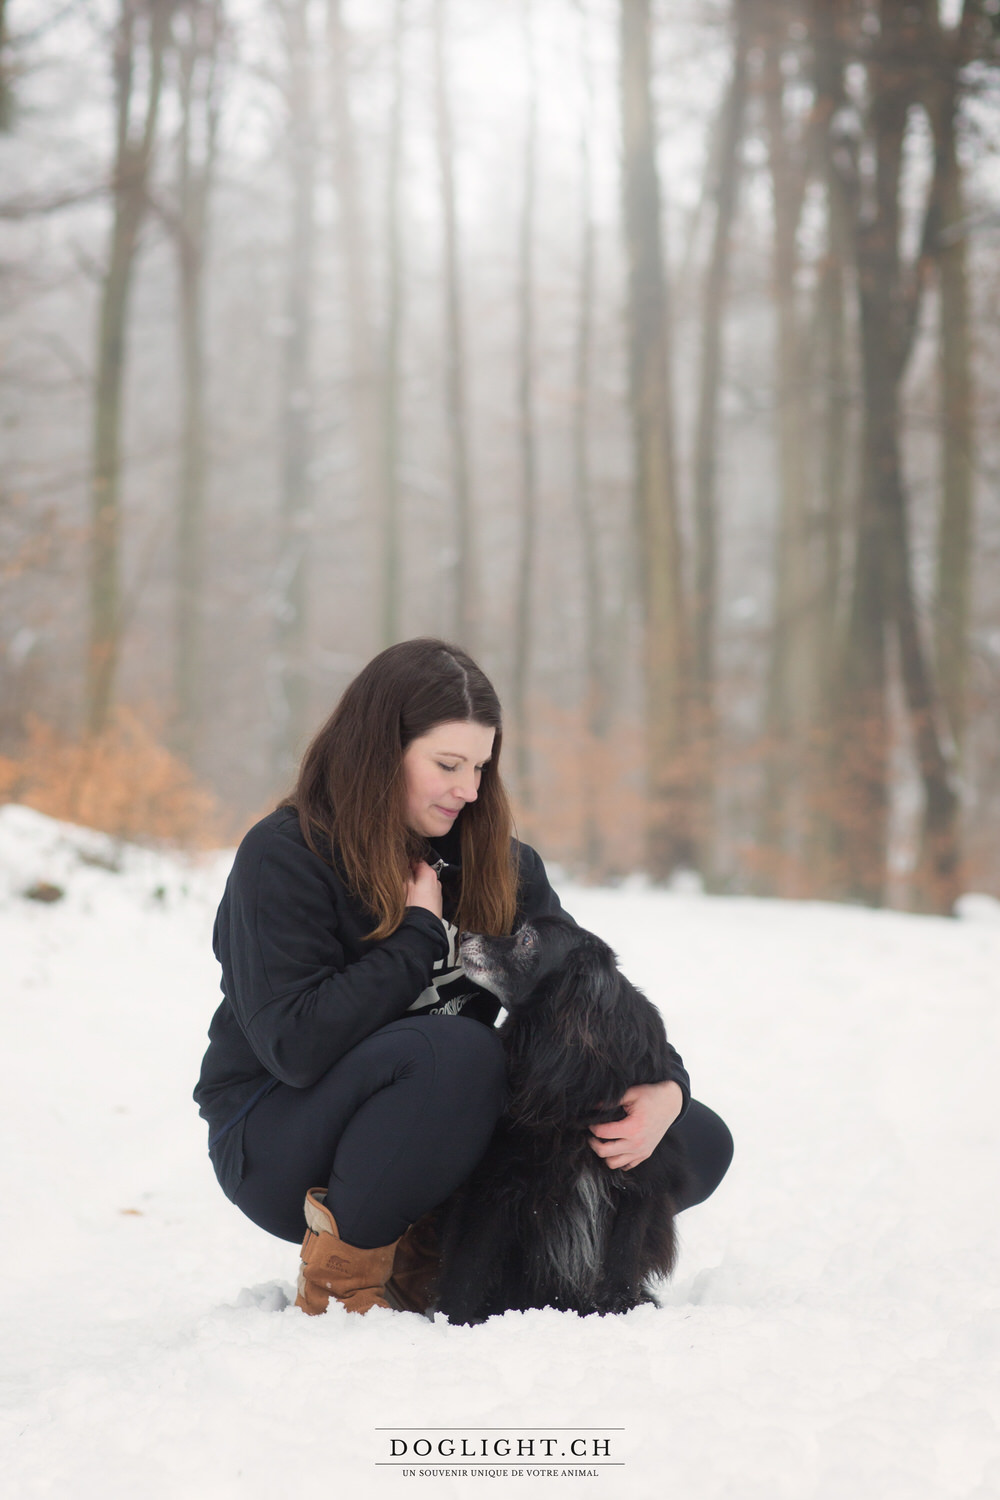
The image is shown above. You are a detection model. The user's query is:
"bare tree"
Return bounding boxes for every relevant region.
[808,0,856,890]
[570,0,609,874]
[619,0,691,879]
[757,0,816,889]
[0,0,12,130]
[170,0,224,768]
[271,0,317,780]
[691,0,749,879]
[379,0,406,647]
[325,0,381,641]
[511,0,539,809]
[830,0,962,912]
[433,0,476,647]
[926,0,984,761]
[87,0,173,735]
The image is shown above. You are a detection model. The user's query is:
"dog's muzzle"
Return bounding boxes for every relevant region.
[459,934,506,1002]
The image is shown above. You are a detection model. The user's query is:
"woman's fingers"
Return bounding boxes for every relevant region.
[588,1130,647,1169]
[405,860,443,917]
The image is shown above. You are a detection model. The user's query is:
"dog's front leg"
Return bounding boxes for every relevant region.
[435,1158,520,1325]
[591,1181,672,1314]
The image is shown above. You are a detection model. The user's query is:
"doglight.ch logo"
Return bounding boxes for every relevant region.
[376,1428,624,1480]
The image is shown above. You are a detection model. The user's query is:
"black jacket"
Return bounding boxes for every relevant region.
[194,806,690,1197]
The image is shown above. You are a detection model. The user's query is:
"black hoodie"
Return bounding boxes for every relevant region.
[193,805,690,1198]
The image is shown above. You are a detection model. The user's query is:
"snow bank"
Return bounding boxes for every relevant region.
[1,805,997,1499]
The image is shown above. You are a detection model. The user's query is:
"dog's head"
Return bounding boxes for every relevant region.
[461,916,656,1130]
[459,916,586,1011]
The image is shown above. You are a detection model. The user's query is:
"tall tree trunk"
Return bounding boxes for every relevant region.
[571,0,607,876]
[837,3,911,906]
[933,124,972,759]
[272,0,316,781]
[758,9,814,891]
[838,0,961,912]
[379,0,406,648]
[810,0,853,889]
[173,0,223,769]
[325,0,381,643]
[620,0,690,879]
[874,4,961,915]
[886,461,960,912]
[691,0,748,882]
[512,0,539,810]
[87,0,171,735]
[433,0,475,647]
[875,0,995,911]
[0,0,12,131]
[927,12,974,762]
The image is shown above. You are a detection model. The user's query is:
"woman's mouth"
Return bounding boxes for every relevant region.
[434,805,461,820]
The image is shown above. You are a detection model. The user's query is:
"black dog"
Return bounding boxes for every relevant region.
[432,915,689,1324]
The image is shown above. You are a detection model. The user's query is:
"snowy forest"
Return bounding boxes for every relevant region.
[2,0,1000,914]
[4,7,1000,1493]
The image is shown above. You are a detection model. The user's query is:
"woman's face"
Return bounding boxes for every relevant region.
[402,720,496,839]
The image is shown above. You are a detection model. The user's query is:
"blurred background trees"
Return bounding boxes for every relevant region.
[1,0,999,911]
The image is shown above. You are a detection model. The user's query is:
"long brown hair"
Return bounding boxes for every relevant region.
[284,639,519,940]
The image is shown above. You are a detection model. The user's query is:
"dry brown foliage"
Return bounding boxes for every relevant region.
[508,699,647,880]
[0,708,226,847]
[504,694,984,910]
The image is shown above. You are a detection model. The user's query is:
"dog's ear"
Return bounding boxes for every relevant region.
[547,934,622,1026]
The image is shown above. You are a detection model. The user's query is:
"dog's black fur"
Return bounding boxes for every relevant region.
[433,916,689,1324]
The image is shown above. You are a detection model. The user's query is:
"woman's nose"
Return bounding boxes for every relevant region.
[458,768,478,801]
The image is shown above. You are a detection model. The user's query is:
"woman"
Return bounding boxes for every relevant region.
[194,638,732,1316]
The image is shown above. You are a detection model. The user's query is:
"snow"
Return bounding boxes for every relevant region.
[1,802,998,1499]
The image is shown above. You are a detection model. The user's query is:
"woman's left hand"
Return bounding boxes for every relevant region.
[587,1081,684,1171]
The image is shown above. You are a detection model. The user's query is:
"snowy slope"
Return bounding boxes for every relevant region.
[0,803,998,1500]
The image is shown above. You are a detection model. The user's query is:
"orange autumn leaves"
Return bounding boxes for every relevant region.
[0,709,225,847]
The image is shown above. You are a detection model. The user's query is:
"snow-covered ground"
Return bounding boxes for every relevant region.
[1,803,998,1500]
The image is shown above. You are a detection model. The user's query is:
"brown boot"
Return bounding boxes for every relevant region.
[384,1211,441,1315]
[295,1188,398,1315]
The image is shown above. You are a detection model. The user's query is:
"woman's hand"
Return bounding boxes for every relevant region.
[587,1081,684,1171]
[405,860,443,919]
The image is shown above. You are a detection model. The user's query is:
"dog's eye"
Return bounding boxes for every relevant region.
[520,929,536,948]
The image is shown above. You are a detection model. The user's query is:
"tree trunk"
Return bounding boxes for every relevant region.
[173,0,223,769]
[757,9,814,891]
[379,0,406,648]
[571,0,607,876]
[87,0,171,735]
[691,0,748,882]
[325,0,381,643]
[272,0,316,781]
[873,3,961,916]
[837,4,911,907]
[885,461,960,912]
[512,0,539,810]
[809,0,854,890]
[433,0,476,647]
[0,0,12,131]
[838,0,961,913]
[927,26,974,761]
[619,0,690,879]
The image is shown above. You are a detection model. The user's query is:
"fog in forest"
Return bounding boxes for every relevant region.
[2,0,999,913]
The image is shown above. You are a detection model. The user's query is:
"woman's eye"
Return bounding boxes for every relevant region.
[438,763,458,773]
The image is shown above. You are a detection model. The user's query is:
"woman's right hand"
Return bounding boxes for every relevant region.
[406,860,443,919]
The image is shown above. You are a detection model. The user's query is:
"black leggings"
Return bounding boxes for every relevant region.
[234,1014,734,1247]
